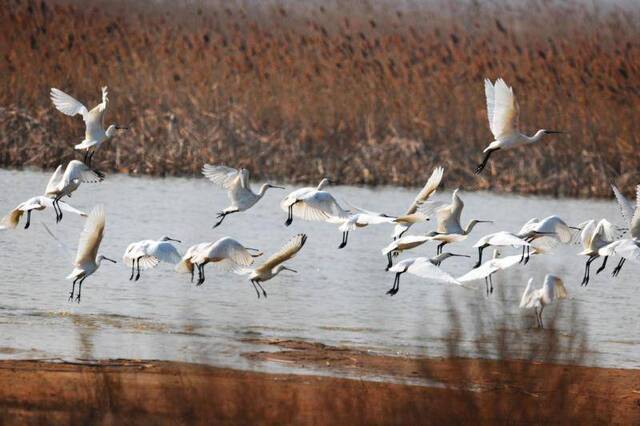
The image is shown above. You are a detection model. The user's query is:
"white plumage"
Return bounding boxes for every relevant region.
[519,274,567,328]
[45,161,104,223]
[280,179,350,226]
[385,254,467,296]
[0,196,86,230]
[578,219,619,286]
[123,236,182,281]
[457,249,522,295]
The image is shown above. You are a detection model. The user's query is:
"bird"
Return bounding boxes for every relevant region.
[335,205,396,249]
[577,219,619,286]
[50,86,128,166]
[428,189,492,255]
[475,78,561,174]
[472,231,530,268]
[392,166,445,240]
[519,274,567,329]
[386,253,468,296]
[598,184,640,277]
[457,249,524,296]
[123,236,182,281]
[515,215,578,262]
[202,165,284,228]
[65,205,116,303]
[382,235,432,271]
[176,237,262,286]
[0,196,86,230]
[280,178,350,227]
[235,234,307,298]
[45,161,104,223]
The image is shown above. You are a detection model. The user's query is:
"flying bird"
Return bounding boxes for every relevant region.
[475,78,561,174]
[386,254,468,296]
[457,249,524,296]
[45,161,104,223]
[65,205,117,303]
[202,165,284,228]
[578,219,619,286]
[0,196,86,230]
[471,231,530,268]
[50,86,128,166]
[335,205,396,249]
[280,179,350,227]
[519,274,567,329]
[123,236,182,281]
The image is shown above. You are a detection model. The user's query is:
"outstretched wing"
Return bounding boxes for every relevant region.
[404,166,444,215]
[50,88,88,119]
[519,278,535,308]
[202,164,241,190]
[611,185,634,227]
[406,259,461,286]
[256,234,307,274]
[66,160,104,185]
[74,205,105,265]
[485,78,519,139]
[45,165,64,195]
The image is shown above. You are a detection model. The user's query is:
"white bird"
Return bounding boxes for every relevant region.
[235,234,307,298]
[382,235,432,270]
[429,189,492,255]
[386,253,468,296]
[123,236,182,281]
[519,274,567,329]
[516,215,578,261]
[0,196,86,230]
[50,86,128,166]
[45,161,104,223]
[472,231,530,268]
[475,78,561,174]
[457,249,524,296]
[65,205,116,303]
[336,205,396,249]
[202,165,284,228]
[176,237,262,286]
[578,219,619,286]
[392,166,445,240]
[280,178,350,227]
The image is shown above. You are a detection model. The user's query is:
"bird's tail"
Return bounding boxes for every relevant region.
[0,209,22,230]
[175,258,194,274]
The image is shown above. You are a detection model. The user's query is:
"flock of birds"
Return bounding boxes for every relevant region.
[1,78,638,329]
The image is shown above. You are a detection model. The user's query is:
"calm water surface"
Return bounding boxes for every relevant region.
[0,168,638,373]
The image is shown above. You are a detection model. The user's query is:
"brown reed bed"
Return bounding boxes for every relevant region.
[1,0,639,197]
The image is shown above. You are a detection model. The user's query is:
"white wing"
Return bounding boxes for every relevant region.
[74,205,105,265]
[599,239,640,262]
[519,278,535,308]
[294,192,350,223]
[485,78,519,139]
[381,234,430,255]
[579,220,596,249]
[404,166,444,215]
[50,88,88,119]
[45,165,64,195]
[598,219,619,243]
[66,160,104,184]
[202,164,241,189]
[255,234,307,274]
[457,261,500,282]
[406,259,461,286]
[476,231,529,248]
[151,242,182,264]
[611,185,634,226]
[56,200,88,217]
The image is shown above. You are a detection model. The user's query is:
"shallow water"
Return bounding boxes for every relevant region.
[0,168,638,373]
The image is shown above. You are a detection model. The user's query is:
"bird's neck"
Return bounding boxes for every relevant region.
[464,220,479,235]
[258,184,270,197]
[525,130,546,144]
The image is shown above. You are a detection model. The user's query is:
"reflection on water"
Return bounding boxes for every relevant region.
[0,168,638,371]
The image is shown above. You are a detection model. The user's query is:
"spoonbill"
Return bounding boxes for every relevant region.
[430,189,492,254]
[45,161,104,223]
[475,78,561,174]
[336,205,396,249]
[519,274,567,329]
[382,235,432,270]
[392,166,445,239]
[176,238,262,286]
[578,219,618,286]
[457,249,524,296]
[472,231,530,268]
[65,205,116,303]
[386,253,468,296]
[50,86,128,166]
[123,236,182,281]
[235,234,307,298]
[202,165,284,228]
[0,196,86,230]
[516,215,578,261]
[280,179,350,226]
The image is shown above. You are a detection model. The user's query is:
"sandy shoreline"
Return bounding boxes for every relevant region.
[0,339,637,425]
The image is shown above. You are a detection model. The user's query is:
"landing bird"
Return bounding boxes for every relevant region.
[202,164,284,228]
[392,166,445,240]
[475,78,561,174]
[386,253,468,296]
[578,219,619,286]
[235,234,307,299]
[45,161,104,223]
[519,274,567,329]
[429,189,492,255]
[65,205,117,303]
[336,205,396,249]
[0,196,86,230]
[50,86,128,166]
[280,179,350,227]
[176,238,262,286]
[123,236,182,281]
[457,249,523,296]
[598,184,640,277]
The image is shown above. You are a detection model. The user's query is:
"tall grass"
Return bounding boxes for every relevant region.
[1,0,639,197]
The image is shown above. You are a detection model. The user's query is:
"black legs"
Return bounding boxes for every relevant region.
[385,252,393,271]
[596,256,608,274]
[436,242,446,256]
[484,274,494,296]
[386,272,403,296]
[581,255,597,286]
[284,201,299,226]
[129,257,142,281]
[474,245,487,268]
[475,148,499,175]
[24,210,32,229]
[250,280,267,298]
[213,210,239,228]
[69,275,86,303]
[196,263,206,286]
[338,231,349,249]
[612,258,626,277]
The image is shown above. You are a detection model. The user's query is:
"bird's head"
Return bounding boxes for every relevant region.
[98,255,117,264]
[160,235,181,243]
[266,183,285,190]
[317,178,332,190]
[106,124,129,137]
[277,265,297,274]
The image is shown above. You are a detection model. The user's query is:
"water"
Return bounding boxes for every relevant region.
[0,168,638,374]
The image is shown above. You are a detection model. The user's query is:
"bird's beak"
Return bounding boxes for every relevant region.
[569,226,582,231]
[168,237,182,243]
[270,185,285,189]
[477,220,494,224]
[103,257,117,264]
[283,266,298,273]
[545,130,562,134]
[115,125,129,130]
[450,253,471,258]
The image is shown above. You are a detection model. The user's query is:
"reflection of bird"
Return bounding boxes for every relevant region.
[65,205,117,303]
[519,274,567,329]
[176,238,261,286]
[578,219,618,286]
[50,86,128,166]
[123,236,182,281]
[280,179,349,226]
[475,78,561,174]
[202,165,284,228]
[235,234,307,298]
[45,161,104,223]
[457,249,523,296]
[386,253,467,296]
[0,196,86,230]
[392,166,445,240]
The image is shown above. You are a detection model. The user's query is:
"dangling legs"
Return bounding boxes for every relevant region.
[475,148,499,175]
[484,278,489,296]
[197,264,206,286]
[255,281,267,298]
[524,245,531,264]
[387,273,402,296]
[69,276,79,301]
[250,280,261,298]
[489,274,494,294]
[135,257,142,281]
[129,260,136,281]
[581,256,596,286]
[75,276,86,303]
[338,231,349,249]
[437,242,446,256]
[385,252,393,271]
[24,210,32,229]
[612,258,626,277]
[285,201,299,226]
[474,245,486,268]
[596,256,608,274]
